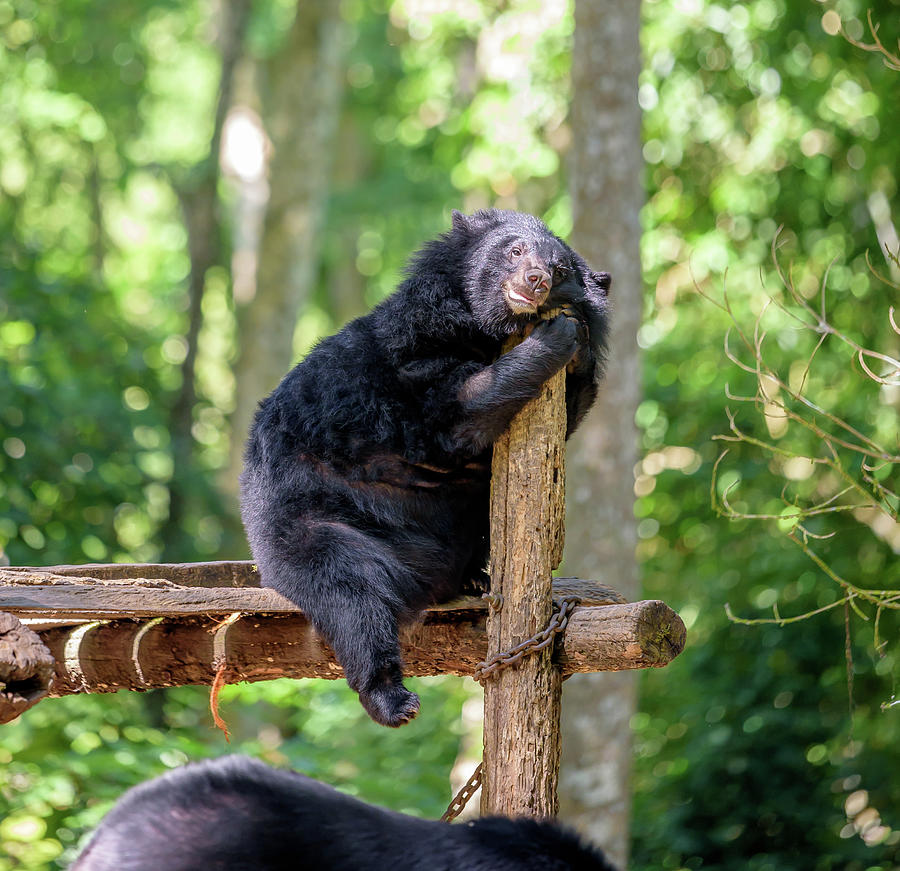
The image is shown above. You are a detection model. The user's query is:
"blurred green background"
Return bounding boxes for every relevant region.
[0,1,898,869]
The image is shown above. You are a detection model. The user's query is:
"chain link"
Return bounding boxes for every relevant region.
[471,596,580,683]
[440,762,483,823]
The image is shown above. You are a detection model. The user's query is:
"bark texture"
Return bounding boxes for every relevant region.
[3,561,261,586]
[0,612,55,724]
[481,360,567,818]
[227,0,346,492]
[27,600,683,699]
[561,3,644,867]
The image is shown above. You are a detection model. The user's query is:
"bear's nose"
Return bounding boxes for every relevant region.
[525,269,551,293]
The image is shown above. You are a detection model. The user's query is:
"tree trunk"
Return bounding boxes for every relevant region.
[226,1,345,494]
[325,113,371,326]
[161,0,252,558]
[560,3,644,868]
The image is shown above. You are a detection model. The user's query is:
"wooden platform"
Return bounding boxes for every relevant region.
[0,561,685,706]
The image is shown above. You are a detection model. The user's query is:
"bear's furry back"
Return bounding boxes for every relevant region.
[247,229,469,473]
[244,209,599,471]
[72,755,619,871]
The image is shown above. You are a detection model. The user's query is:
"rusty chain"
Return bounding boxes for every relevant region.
[441,595,581,822]
[441,762,483,822]
[471,595,580,683]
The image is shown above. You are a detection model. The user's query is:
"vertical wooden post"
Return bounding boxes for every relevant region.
[480,352,567,818]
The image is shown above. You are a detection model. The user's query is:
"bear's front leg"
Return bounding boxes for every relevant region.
[450,312,580,454]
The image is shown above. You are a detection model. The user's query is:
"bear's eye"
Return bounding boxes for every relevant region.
[510,245,523,258]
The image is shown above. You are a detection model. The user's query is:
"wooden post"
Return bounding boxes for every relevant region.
[481,352,567,817]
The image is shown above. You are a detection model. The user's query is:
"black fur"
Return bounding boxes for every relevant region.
[71,756,619,871]
[240,209,610,726]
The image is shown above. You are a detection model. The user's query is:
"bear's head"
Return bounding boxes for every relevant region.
[448,209,609,338]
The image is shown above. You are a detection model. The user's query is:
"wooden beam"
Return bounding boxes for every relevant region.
[0,563,685,722]
[0,569,626,622]
[2,560,260,587]
[481,348,567,818]
[31,599,684,698]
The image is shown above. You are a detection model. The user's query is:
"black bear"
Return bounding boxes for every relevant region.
[71,755,619,871]
[240,209,610,726]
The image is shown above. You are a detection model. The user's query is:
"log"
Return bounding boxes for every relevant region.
[481,350,567,817]
[0,611,56,724]
[33,599,684,697]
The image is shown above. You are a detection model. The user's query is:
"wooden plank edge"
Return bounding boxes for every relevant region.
[3,563,628,602]
[0,571,627,621]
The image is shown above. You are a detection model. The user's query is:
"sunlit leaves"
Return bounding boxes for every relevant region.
[634,2,900,868]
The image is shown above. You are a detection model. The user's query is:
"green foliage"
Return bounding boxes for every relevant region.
[634,1,900,868]
[0,263,169,565]
[0,0,237,565]
[707,253,898,636]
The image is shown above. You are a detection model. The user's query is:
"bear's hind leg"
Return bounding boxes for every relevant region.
[323,599,420,727]
[253,521,421,727]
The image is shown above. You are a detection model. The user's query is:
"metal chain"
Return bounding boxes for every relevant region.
[440,596,581,822]
[471,595,580,683]
[440,762,483,823]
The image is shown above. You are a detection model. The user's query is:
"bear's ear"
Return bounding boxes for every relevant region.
[451,209,473,232]
[589,270,611,297]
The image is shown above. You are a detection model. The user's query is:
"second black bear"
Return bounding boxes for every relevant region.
[240,209,610,726]
[71,755,619,870]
